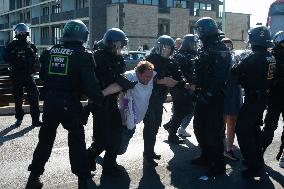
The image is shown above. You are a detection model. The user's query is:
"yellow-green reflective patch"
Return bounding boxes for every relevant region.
[48,55,69,75]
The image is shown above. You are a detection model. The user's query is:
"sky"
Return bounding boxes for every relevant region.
[225,0,276,26]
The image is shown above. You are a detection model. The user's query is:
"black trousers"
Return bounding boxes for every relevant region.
[143,94,164,157]
[193,95,225,167]
[28,93,91,178]
[262,89,284,152]
[12,76,40,121]
[89,105,123,169]
[236,97,266,171]
[167,89,194,136]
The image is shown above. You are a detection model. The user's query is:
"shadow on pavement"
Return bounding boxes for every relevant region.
[98,166,130,189]
[166,139,278,189]
[0,123,34,146]
[136,161,165,189]
[265,164,284,188]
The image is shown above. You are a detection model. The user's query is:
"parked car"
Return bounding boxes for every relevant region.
[124,51,147,70]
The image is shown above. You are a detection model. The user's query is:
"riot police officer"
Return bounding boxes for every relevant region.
[261,31,284,160]
[25,20,103,189]
[192,17,230,176]
[3,23,42,127]
[87,28,135,176]
[164,34,198,144]
[143,35,184,166]
[232,26,276,178]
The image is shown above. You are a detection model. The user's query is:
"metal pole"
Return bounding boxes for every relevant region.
[222,0,226,33]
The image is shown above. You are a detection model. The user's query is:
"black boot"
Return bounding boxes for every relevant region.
[78,177,96,189]
[87,148,97,172]
[32,120,43,127]
[25,173,43,189]
[143,153,158,167]
[102,164,125,176]
[168,134,185,144]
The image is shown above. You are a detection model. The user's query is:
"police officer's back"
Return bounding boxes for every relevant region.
[26,20,102,189]
[3,23,42,127]
[232,26,276,178]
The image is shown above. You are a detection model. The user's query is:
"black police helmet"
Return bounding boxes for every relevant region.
[248,26,272,48]
[103,28,128,47]
[14,23,29,37]
[153,35,175,56]
[60,20,89,43]
[194,17,222,39]
[180,34,198,51]
[273,31,284,47]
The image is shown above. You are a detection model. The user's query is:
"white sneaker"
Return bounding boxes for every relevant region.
[177,127,191,137]
[279,151,284,168]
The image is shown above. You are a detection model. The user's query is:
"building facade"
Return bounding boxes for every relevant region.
[0,0,250,51]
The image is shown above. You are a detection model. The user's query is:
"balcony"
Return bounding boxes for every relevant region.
[32,17,39,25]
[40,37,50,45]
[76,7,89,18]
[51,10,74,22]
[4,23,9,29]
[41,15,49,23]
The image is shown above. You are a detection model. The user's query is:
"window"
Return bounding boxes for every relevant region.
[41,27,49,38]
[158,19,170,36]
[200,3,206,10]
[16,0,22,9]
[42,7,49,16]
[144,0,152,5]
[207,4,212,11]
[26,11,30,20]
[137,0,158,5]
[24,0,30,6]
[194,2,213,16]
[167,0,187,8]
[52,4,61,14]
[112,0,128,3]
[76,0,89,8]
[52,26,62,44]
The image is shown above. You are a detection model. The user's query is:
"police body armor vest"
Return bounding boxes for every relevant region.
[11,41,35,75]
[44,44,83,93]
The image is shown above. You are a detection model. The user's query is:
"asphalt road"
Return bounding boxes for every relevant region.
[0,102,284,189]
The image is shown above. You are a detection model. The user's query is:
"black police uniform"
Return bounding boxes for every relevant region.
[261,46,284,157]
[87,48,134,175]
[3,39,41,124]
[143,53,183,162]
[232,46,276,175]
[27,42,103,181]
[164,50,196,142]
[193,36,230,174]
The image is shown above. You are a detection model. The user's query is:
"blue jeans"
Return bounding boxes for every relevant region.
[180,102,196,129]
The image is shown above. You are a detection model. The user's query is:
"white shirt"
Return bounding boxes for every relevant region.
[119,70,156,130]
